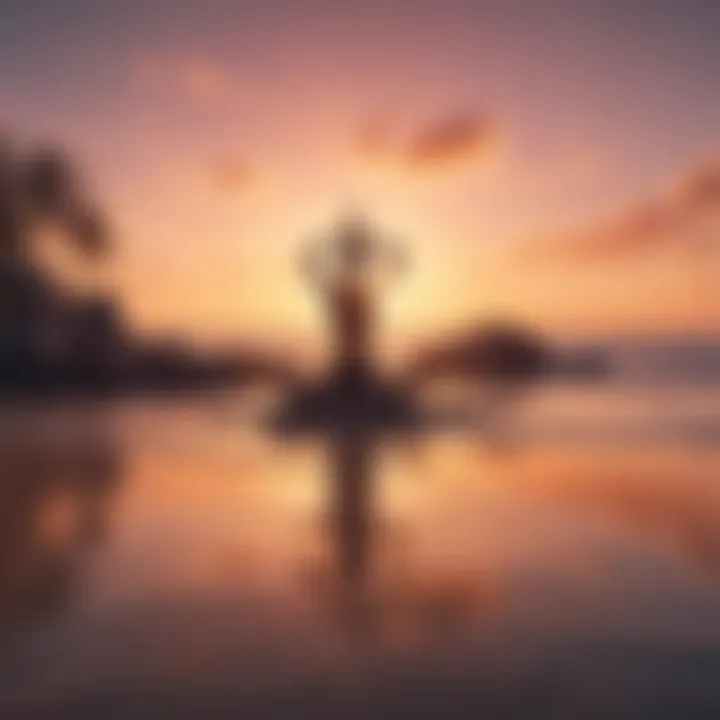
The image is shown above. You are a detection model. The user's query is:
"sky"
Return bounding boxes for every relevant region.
[1,0,718,345]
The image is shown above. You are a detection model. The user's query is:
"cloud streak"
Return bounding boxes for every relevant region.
[407,114,495,168]
[526,156,720,265]
[358,111,497,172]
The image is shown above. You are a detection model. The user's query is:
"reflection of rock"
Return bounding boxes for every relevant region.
[0,429,122,644]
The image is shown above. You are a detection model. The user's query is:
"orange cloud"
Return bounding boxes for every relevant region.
[358,111,497,171]
[407,114,495,168]
[681,159,720,211]
[134,55,233,103]
[210,159,256,194]
[526,156,720,264]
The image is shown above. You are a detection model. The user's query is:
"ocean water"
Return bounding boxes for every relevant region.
[0,386,719,719]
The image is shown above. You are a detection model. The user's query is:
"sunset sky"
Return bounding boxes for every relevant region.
[1,0,718,345]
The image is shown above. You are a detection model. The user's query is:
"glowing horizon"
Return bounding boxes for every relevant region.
[2,0,719,341]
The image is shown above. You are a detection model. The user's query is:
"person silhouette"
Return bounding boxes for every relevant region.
[301,214,406,394]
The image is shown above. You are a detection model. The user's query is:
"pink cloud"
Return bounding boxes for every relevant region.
[133,55,233,104]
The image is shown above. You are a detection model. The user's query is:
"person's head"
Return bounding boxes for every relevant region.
[336,213,372,267]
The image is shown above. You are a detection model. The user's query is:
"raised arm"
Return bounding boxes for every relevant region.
[380,236,410,283]
[299,239,332,289]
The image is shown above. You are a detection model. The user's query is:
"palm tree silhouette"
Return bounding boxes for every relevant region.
[0,139,110,382]
[0,140,108,268]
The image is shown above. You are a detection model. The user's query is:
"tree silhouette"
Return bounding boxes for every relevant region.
[0,139,108,268]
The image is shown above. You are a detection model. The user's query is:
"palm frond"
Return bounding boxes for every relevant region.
[69,208,109,259]
[23,147,76,216]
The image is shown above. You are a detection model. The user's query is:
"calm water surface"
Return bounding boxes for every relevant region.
[1,387,719,719]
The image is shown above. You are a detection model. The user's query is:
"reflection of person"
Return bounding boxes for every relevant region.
[301,214,406,389]
[329,435,374,588]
